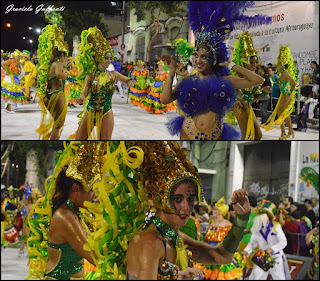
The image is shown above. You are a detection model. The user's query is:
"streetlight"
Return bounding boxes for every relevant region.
[28,26,32,30]
[6,23,11,28]
[23,36,26,40]
[36,28,41,34]
[29,39,33,54]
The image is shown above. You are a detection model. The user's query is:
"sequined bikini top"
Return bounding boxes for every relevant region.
[45,242,83,280]
[143,217,180,280]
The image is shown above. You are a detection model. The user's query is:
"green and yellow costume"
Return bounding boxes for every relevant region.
[229,31,264,140]
[35,24,69,140]
[261,45,299,130]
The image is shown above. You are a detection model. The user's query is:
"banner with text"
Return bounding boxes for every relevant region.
[297,141,319,202]
[226,1,319,83]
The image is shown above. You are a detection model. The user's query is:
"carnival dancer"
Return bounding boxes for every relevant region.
[230,31,271,140]
[18,184,40,257]
[35,24,75,140]
[26,141,108,280]
[261,45,298,139]
[81,141,251,280]
[242,200,291,280]
[1,50,8,109]
[20,50,37,101]
[162,2,271,140]
[1,186,19,248]
[73,26,134,140]
[1,49,27,113]
[194,197,243,280]
[128,60,150,106]
[65,66,82,108]
[141,60,177,114]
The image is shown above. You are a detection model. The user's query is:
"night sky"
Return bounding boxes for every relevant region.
[1,1,123,53]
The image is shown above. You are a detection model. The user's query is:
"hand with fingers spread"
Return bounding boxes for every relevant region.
[231,189,250,215]
[178,267,205,280]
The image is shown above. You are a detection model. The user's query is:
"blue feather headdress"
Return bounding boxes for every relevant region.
[188,1,272,64]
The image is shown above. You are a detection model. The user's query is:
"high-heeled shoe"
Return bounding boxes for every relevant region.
[286,131,294,139]
[279,134,286,140]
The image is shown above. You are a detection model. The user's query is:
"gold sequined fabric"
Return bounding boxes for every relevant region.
[127,141,203,213]
[66,141,108,192]
[232,31,258,68]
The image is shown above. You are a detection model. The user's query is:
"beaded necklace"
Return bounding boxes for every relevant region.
[66,199,81,219]
[148,216,183,248]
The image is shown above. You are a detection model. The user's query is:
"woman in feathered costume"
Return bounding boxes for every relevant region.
[35,24,76,140]
[261,45,298,140]
[73,26,134,140]
[162,1,271,140]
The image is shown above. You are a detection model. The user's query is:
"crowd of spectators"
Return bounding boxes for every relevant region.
[189,194,319,280]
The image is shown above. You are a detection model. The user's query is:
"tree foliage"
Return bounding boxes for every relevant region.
[127,1,187,62]
[1,141,64,189]
[127,1,187,22]
[40,1,109,52]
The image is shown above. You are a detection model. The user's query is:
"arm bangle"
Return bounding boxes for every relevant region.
[228,62,236,70]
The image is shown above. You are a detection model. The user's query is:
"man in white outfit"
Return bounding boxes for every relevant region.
[243,200,291,280]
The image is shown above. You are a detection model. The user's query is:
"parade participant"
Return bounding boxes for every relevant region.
[306,226,319,280]
[230,31,270,140]
[141,60,177,114]
[65,62,82,108]
[20,50,37,101]
[1,49,27,113]
[162,2,270,140]
[73,27,133,140]
[194,197,243,280]
[243,200,291,280]
[1,50,7,109]
[261,45,298,139]
[26,141,108,280]
[35,24,74,140]
[1,186,19,248]
[129,60,150,106]
[18,185,40,257]
[82,141,251,280]
[111,58,125,98]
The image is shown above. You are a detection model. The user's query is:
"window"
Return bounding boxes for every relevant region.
[149,29,163,62]
[135,36,145,61]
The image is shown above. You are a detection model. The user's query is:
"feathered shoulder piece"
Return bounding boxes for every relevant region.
[188,1,272,61]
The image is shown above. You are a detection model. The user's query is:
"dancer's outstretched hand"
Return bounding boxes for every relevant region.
[231,189,250,215]
[178,267,205,280]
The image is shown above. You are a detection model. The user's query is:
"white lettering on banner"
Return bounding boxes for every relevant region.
[227,1,319,82]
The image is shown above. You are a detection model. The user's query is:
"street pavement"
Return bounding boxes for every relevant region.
[1,246,29,280]
[1,90,319,140]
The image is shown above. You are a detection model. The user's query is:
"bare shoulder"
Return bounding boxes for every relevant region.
[51,206,75,226]
[127,226,165,262]
[129,228,164,251]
